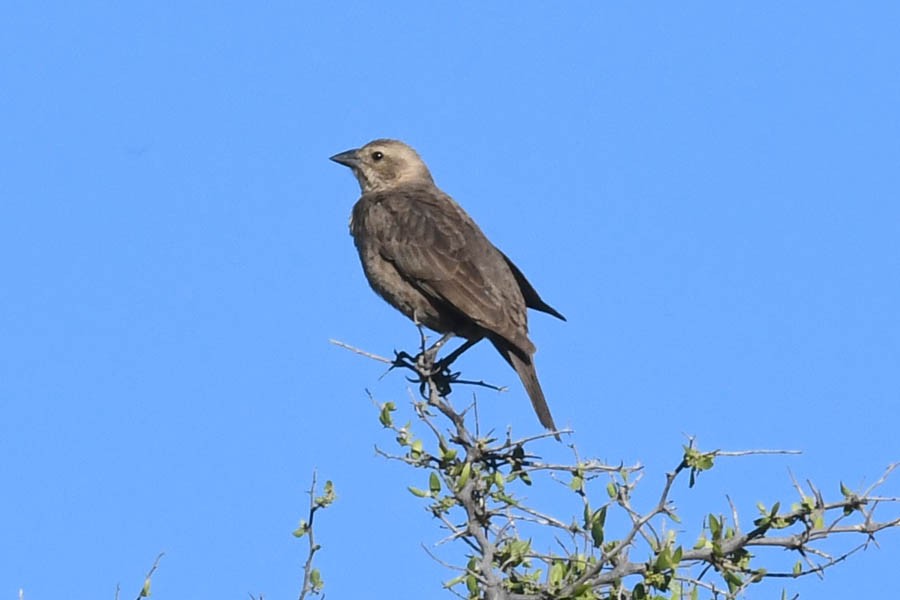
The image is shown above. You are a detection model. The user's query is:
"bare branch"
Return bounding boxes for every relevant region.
[328,338,392,364]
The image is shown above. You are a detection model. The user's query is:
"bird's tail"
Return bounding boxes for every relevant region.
[492,340,560,440]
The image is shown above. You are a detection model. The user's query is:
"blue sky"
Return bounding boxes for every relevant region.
[1,2,898,598]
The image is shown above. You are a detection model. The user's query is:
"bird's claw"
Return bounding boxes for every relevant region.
[390,350,418,372]
[413,372,455,398]
[391,348,460,399]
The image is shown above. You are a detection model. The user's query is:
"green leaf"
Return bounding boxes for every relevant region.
[315,480,336,507]
[840,481,851,497]
[506,538,532,564]
[548,561,565,586]
[590,515,605,548]
[683,447,714,470]
[466,573,478,596]
[294,520,308,536]
[494,491,520,506]
[708,514,721,539]
[140,577,151,598]
[465,557,479,597]
[606,482,617,498]
[655,546,672,570]
[378,402,395,427]
[724,571,743,592]
[570,473,584,492]
[408,486,430,498]
[632,582,646,599]
[457,462,471,490]
[310,568,323,591]
[793,561,802,576]
[410,439,424,459]
[429,472,441,495]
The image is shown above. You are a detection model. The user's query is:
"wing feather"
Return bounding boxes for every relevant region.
[361,185,530,351]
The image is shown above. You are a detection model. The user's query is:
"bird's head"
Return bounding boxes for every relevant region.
[330,139,434,193]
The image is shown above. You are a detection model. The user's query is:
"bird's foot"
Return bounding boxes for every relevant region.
[409,366,457,399]
[390,350,419,373]
[390,349,459,399]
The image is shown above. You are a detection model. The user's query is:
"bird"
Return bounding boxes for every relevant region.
[330,139,565,436]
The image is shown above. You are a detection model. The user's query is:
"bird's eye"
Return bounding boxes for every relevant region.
[371,151,384,161]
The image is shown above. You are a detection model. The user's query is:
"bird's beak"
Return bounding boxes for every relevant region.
[329,148,361,169]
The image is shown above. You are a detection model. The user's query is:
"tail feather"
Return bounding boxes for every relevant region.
[491,340,559,439]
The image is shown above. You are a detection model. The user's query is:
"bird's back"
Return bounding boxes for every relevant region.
[351,184,534,356]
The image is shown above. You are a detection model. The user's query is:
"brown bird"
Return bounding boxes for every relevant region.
[330,139,565,435]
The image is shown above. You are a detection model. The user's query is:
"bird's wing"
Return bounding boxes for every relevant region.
[497,248,566,321]
[363,187,530,348]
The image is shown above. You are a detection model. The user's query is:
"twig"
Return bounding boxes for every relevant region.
[328,339,392,364]
[298,472,324,600]
[714,449,802,457]
[134,553,164,600]
[864,462,899,497]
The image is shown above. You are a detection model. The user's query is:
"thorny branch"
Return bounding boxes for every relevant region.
[333,336,900,599]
